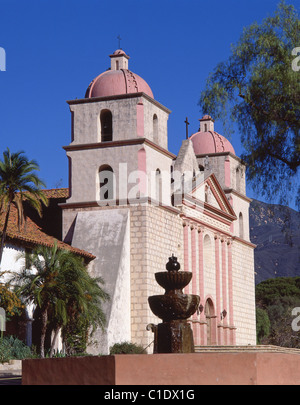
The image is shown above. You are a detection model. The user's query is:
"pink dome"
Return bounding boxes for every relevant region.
[112,49,127,56]
[190,130,235,155]
[85,68,154,99]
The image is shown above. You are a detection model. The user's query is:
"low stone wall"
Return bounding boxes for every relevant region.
[22,349,300,385]
[0,360,22,375]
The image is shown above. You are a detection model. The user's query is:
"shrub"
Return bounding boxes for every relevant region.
[0,336,33,363]
[256,307,271,344]
[109,341,146,355]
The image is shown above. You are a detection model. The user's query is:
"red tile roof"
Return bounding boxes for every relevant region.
[0,188,95,261]
[40,188,70,199]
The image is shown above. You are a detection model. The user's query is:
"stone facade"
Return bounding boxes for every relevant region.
[61,49,257,354]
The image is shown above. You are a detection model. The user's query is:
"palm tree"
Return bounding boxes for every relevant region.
[12,243,109,358]
[59,259,109,356]
[0,148,48,264]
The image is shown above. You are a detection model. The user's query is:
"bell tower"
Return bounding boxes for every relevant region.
[60,49,177,355]
[62,49,174,231]
[190,117,251,242]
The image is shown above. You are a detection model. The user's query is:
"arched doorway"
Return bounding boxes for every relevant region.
[205,298,216,345]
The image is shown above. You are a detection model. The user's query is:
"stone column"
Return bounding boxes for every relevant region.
[221,236,228,344]
[227,240,236,344]
[214,234,222,345]
[190,223,198,344]
[197,226,206,345]
[25,304,35,347]
[183,221,190,294]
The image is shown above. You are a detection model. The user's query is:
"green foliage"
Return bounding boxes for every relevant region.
[256,277,300,307]
[0,336,34,363]
[109,341,146,355]
[199,1,300,208]
[62,317,89,356]
[10,243,109,358]
[0,273,23,319]
[256,277,300,347]
[256,307,271,343]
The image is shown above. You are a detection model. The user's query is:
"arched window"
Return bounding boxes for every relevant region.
[153,114,158,144]
[199,164,204,172]
[239,212,244,239]
[99,165,114,201]
[100,110,113,142]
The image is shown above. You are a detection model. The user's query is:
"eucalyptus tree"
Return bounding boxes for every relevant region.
[199,1,300,208]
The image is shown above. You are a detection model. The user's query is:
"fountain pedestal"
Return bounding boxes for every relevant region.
[148,255,200,353]
[156,320,195,353]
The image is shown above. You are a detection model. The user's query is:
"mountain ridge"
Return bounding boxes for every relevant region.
[249,199,300,284]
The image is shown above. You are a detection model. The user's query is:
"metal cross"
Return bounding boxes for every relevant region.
[185,117,190,139]
[117,35,122,49]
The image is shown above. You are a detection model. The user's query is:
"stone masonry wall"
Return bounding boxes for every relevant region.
[130,204,183,349]
[232,240,256,345]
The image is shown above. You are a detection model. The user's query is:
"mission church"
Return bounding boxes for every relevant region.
[1,49,256,354]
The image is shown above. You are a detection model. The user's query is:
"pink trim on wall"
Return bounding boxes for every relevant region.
[183,222,190,294]
[191,225,197,296]
[137,148,147,195]
[198,228,205,345]
[221,238,228,344]
[228,195,234,233]
[183,200,234,226]
[214,235,221,345]
[136,100,144,137]
[227,241,236,345]
[180,213,232,238]
[190,225,199,344]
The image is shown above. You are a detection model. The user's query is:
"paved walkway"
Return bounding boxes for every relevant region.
[0,360,22,384]
[0,374,22,385]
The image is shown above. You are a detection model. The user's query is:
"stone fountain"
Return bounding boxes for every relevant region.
[148,255,200,353]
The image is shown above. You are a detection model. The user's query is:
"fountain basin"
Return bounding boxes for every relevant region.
[148,293,200,322]
[155,271,192,292]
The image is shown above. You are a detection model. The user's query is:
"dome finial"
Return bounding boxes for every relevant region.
[110,48,130,70]
[199,115,214,132]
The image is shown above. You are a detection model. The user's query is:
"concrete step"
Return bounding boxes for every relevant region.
[194,345,300,355]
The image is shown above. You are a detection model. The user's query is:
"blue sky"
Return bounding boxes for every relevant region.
[0,0,298,205]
